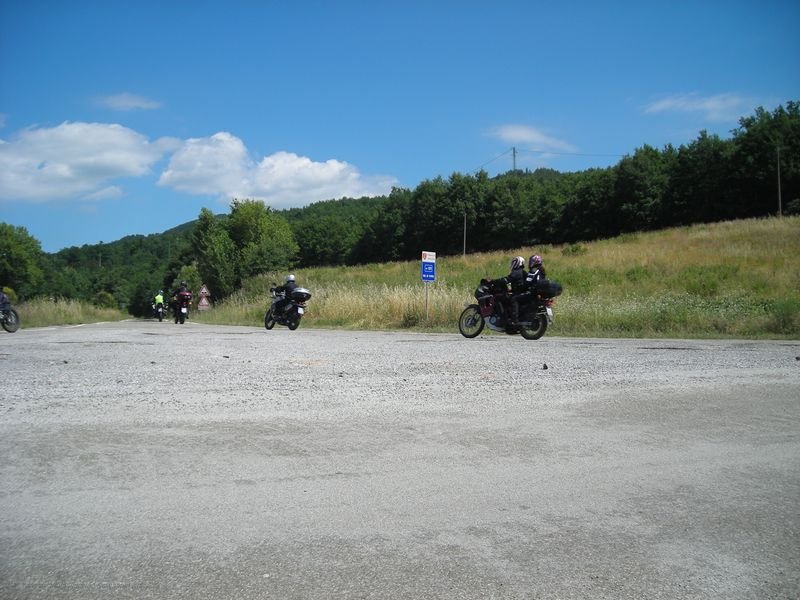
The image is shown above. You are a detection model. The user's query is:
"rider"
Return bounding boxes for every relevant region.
[274,274,298,316]
[506,256,527,325]
[153,290,164,315]
[526,254,547,286]
[171,281,191,317]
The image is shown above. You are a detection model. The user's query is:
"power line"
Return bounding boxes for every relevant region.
[516,148,626,158]
[471,147,514,173]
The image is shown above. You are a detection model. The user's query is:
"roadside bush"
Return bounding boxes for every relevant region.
[93,290,117,309]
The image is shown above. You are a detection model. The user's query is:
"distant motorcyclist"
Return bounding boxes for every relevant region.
[153,290,164,317]
[273,274,298,315]
[171,281,192,317]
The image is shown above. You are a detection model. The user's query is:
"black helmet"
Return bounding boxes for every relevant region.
[180,281,187,287]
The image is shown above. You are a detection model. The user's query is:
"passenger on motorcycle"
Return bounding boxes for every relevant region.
[274,274,298,315]
[526,254,546,284]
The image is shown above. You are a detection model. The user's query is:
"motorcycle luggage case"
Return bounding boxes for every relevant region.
[291,287,312,302]
[534,279,563,298]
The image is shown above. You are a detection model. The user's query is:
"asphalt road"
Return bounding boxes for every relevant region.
[1,320,799,599]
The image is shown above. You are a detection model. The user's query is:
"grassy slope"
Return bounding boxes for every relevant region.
[194,216,799,339]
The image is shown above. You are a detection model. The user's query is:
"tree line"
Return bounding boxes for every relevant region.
[1,101,797,313]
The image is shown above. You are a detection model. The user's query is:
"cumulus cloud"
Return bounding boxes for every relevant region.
[0,124,397,208]
[0,122,178,202]
[644,93,751,122]
[96,93,162,111]
[488,124,577,153]
[158,132,398,207]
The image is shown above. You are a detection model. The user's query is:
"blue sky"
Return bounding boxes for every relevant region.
[1,1,798,253]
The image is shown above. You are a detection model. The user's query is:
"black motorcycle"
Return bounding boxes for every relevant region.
[264,287,312,331]
[458,277,562,340]
[0,296,20,333]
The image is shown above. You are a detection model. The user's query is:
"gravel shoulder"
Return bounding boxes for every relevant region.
[1,321,799,599]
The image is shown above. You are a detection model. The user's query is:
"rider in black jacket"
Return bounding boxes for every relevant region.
[274,274,298,315]
[506,256,527,325]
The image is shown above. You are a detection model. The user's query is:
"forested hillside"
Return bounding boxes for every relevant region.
[2,101,798,315]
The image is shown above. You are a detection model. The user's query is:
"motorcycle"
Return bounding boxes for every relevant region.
[152,302,165,322]
[0,296,20,333]
[264,286,312,331]
[173,292,192,325]
[458,277,562,340]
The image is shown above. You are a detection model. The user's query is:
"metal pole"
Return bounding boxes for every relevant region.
[777,145,782,217]
[463,211,467,256]
[425,283,429,320]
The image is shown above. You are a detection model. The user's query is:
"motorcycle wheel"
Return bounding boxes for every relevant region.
[519,314,547,340]
[287,316,300,331]
[1,308,20,333]
[264,309,276,330]
[458,305,485,338]
[158,312,163,322]
[179,313,185,325]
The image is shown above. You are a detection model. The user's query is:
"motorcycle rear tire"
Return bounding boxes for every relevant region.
[458,304,485,338]
[287,315,300,330]
[1,308,20,333]
[179,314,185,325]
[519,314,547,340]
[264,310,276,330]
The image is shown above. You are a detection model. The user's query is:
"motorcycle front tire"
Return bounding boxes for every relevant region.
[519,314,547,340]
[264,309,276,330]
[458,304,485,338]
[1,308,20,333]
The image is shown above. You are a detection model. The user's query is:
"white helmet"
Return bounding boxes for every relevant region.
[285,274,296,283]
[510,256,525,270]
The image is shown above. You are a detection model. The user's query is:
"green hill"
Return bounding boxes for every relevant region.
[194,216,800,339]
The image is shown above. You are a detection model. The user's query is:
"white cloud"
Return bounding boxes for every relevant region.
[488,124,577,153]
[158,132,398,207]
[96,93,161,111]
[0,124,397,208]
[644,93,751,122]
[0,122,176,202]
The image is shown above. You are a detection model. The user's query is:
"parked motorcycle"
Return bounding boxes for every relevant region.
[264,286,312,331]
[458,277,562,340]
[173,292,192,324]
[0,295,20,333]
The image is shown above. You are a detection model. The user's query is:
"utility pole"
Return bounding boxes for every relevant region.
[512,146,517,172]
[463,210,467,256]
[777,145,783,217]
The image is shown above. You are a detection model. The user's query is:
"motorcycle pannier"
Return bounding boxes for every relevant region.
[534,279,563,298]
[291,287,312,302]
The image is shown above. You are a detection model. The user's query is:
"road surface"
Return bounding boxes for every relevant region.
[1,320,798,599]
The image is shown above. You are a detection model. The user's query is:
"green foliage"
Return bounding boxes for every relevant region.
[561,243,588,256]
[93,290,116,309]
[192,200,298,300]
[0,222,45,298]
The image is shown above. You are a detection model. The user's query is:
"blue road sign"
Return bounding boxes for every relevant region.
[422,261,436,281]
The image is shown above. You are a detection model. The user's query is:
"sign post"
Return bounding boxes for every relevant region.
[421,251,436,320]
